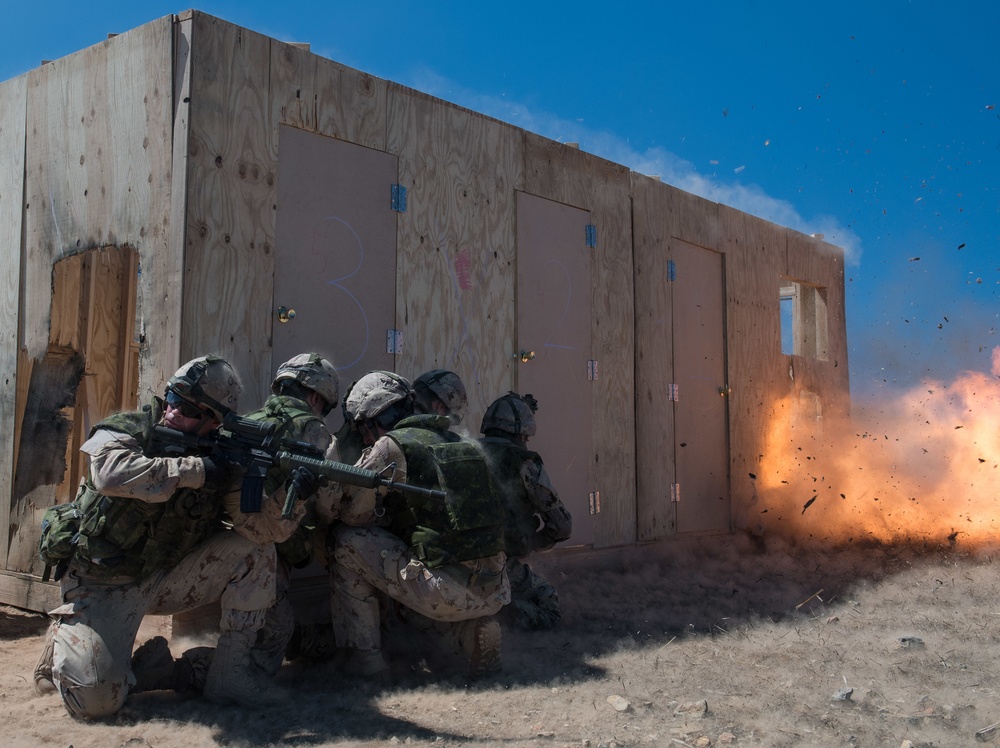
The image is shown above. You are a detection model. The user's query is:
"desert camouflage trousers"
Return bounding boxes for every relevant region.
[328,525,510,651]
[251,558,294,676]
[47,531,275,719]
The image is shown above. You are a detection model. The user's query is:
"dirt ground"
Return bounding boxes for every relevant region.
[3,531,1000,748]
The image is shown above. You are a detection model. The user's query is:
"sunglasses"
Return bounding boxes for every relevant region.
[165,391,212,419]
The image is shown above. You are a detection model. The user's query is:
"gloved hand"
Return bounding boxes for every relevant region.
[287,466,328,501]
[202,455,241,489]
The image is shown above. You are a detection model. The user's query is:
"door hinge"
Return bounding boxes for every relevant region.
[587,359,599,381]
[589,491,601,514]
[670,483,681,503]
[386,329,404,355]
[585,223,597,248]
[391,184,407,212]
[668,383,679,401]
[667,259,677,281]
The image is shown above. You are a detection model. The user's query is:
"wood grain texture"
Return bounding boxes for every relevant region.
[0,572,59,614]
[314,56,387,152]
[22,17,173,368]
[184,12,275,402]
[0,73,27,570]
[720,205,788,531]
[7,18,172,580]
[632,173,677,541]
[522,133,635,549]
[386,84,522,422]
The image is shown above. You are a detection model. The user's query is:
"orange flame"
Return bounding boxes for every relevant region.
[755,347,1000,545]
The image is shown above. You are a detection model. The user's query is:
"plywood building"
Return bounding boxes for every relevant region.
[0,11,849,613]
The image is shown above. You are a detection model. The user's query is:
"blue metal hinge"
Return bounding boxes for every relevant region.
[391,184,407,212]
[585,224,597,248]
[386,329,404,355]
[667,259,677,281]
[587,360,599,381]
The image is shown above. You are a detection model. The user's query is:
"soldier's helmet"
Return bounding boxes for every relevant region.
[166,355,242,421]
[344,371,415,423]
[480,391,538,437]
[414,369,468,425]
[272,353,340,416]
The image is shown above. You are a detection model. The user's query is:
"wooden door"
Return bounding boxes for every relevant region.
[516,192,595,547]
[273,125,398,432]
[672,240,730,533]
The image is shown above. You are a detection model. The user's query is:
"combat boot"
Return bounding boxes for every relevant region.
[447,616,502,677]
[33,624,56,695]
[203,629,269,706]
[130,636,179,692]
[177,646,214,693]
[337,647,389,677]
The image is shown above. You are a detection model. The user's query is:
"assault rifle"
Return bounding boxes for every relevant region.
[149,412,446,517]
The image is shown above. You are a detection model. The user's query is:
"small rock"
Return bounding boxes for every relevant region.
[899,636,925,649]
[901,740,915,748]
[674,700,709,717]
[975,720,1000,742]
[607,694,632,712]
[694,737,712,747]
[718,733,737,744]
[832,687,854,702]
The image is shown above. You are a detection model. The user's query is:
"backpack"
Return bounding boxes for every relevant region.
[38,501,82,581]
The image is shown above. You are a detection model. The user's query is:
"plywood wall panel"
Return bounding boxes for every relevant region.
[314,57,387,152]
[22,19,173,368]
[523,134,635,549]
[720,204,787,531]
[270,40,318,135]
[632,174,676,541]
[0,73,27,570]
[268,39,390,154]
[386,85,521,420]
[659,181,724,250]
[184,13,275,399]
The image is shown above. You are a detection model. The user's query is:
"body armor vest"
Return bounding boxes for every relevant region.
[243,394,326,567]
[385,415,504,567]
[73,401,224,581]
[478,437,546,558]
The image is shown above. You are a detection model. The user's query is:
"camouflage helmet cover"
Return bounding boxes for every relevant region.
[344,371,414,422]
[272,352,340,408]
[166,355,242,420]
[414,369,468,424]
[480,391,538,437]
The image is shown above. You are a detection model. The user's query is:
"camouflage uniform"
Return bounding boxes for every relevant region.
[479,434,571,629]
[237,393,333,676]
[45,397,276,719]
[329,414,510,665]
[478,391,572,630]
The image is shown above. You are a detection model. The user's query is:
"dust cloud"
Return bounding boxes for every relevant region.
[754,346,1000,546]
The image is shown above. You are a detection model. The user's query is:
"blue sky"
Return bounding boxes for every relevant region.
[3,1,998,402]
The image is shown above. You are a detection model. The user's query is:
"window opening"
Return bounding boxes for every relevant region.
[779,277,828,361]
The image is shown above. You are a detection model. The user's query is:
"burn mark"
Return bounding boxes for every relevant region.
[13,347,86,498]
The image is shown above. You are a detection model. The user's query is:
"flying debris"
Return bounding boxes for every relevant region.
[802,495,818,514]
